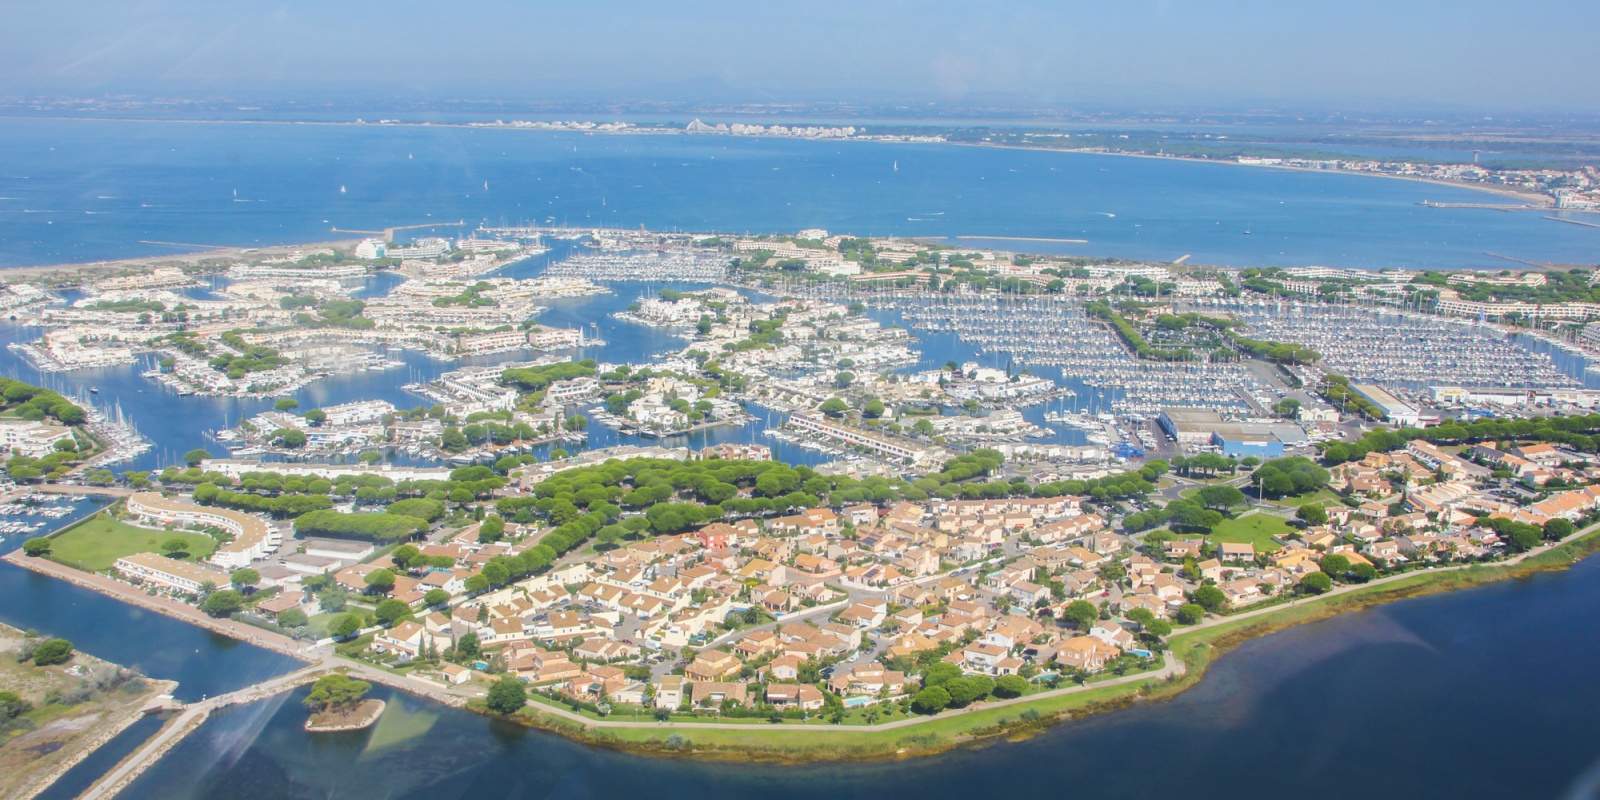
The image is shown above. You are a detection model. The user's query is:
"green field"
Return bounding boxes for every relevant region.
[1209,513,1291,552]
[47,513,216,572]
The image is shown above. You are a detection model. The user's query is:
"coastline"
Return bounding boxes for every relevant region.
[1,551,317,664]
[5,516,1599,766]
[0,621,178,800]
[0,237,364,283]
[957,141,1555,206]
[305,699,386,732]
[464,521,1600,763]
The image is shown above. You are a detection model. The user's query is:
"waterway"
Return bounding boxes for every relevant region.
[3,117,1598,270]
[110,555,1600,800]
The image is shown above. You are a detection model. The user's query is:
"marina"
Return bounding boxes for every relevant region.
[877,294,1266,416]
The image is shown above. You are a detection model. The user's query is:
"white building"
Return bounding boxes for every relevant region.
[387,238,452,260]
[354,239,387,260]
[115,552,232,594]
[320,399,396,427]
[0,420,74,458]
[127,492,278,570]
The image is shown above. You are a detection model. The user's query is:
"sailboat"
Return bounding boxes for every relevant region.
[893,161,899,172]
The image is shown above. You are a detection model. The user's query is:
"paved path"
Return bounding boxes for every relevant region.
[518,657,1181,732]
[24,485,133,499]
[2,551,316,662]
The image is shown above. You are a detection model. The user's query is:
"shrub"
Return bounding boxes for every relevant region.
[31,638,74,666]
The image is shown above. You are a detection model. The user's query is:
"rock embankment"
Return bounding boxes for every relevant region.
[305,699,386,733]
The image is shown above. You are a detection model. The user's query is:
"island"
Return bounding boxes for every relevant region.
[5,222,1600,768]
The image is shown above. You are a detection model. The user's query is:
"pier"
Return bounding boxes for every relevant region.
[329,221,466,239]
[78,663,331,800]
[1418,200,1547,211]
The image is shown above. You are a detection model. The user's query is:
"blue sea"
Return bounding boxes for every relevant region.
[1,117,1596,270]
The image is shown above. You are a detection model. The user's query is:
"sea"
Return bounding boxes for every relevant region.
[2,116,1598,270]
[1,117,1599,799]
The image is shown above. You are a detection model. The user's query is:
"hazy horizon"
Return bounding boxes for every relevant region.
[4,1,1599,116]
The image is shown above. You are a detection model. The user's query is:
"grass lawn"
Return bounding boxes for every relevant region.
[47,513,216,573]
[1210,513,1291,552]
[1264,488,1345,508]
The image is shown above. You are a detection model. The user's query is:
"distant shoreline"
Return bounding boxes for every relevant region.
[0,113,1569,272]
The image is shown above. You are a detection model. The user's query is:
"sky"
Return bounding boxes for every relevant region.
[3,0,1598,114]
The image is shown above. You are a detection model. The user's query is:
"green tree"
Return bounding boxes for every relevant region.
[330,613,362,639]
[478,514,505,543]
[20,537,51,557]
[303,674,371,713]
[274,397,300,412]
[273,428,308,448]
[230,568,260,590]
[160,538,190,557]
[31,638,74,666]
[1062,599,1098,629]
[1176,603,1206,625]
[423,589,451,608]
[1195,485,1246,510]
[1297,503,1328,526]
[457,632,481,658]
[911,685,951,714]
[1319,554,1350,578]
[201,590,245,617]
[0,690,33,721]
[1192,585,1226,612]
[943,676,993,706]
[277,608,309,629]
[391,544,422,570]
[485,676,528,715]
[1301,571,1333,594]
[921,662,963,688]
[1544,518,1575,541]
[364,568,396,593]
[818,397,850,418]
[374,598,410,625]
[994,674,1029,698]
[440,426,469,452]
[183,448,212,467]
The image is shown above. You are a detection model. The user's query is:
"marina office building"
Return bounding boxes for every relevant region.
[1348,385,1423,427]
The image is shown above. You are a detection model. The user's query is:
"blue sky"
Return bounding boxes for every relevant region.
[3,0,1597,112]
